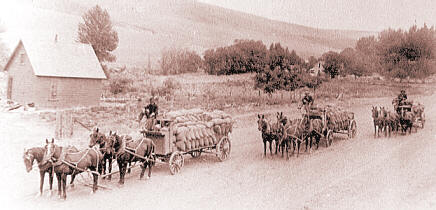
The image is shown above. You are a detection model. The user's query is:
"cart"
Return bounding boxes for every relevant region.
[307,108,357,147]
[141,119,232,175]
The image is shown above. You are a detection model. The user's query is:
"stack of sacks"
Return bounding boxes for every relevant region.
[412,103,424,116]
[164,109,234,152]
[324,106,354,131]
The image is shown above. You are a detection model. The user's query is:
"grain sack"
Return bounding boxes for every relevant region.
[205,121,214,128]
[207,128,215,137]
[185,140,192,150]
[208,137,213,146]
[200,127,208,138]
[213,125,222,135]
[185,128,193,141]
[212,135,218,144]
[192,126,200,139]
[176,141,186,152]
[203,137,210,146]
[199,138,205,147]
[194,140,199,148]
[196,126,204,138]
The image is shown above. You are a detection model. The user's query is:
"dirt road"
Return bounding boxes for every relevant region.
[2,92,436,210]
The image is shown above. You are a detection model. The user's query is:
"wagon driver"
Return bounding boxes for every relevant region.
[299,90,314,114]
[139,96,159,130]
[396,89,407,114]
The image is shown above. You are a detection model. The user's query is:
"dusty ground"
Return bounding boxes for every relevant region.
[1,91,436,210]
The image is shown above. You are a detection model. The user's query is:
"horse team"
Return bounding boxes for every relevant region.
[372,99,424,137]
[257,112,323,159]
[23,128,155,200]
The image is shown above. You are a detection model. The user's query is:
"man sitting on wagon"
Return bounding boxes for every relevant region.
[396,90,408,114]
[139,96,159,130]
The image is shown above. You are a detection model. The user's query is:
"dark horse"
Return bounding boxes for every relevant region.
[106,132,155,185]
[257,114,280,157]
[42,139,102,200]
[23,142,78,197]
[89,128,114,181]
[399,108,414,134]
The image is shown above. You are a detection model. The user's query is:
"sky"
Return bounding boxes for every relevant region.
[198,0,436,32]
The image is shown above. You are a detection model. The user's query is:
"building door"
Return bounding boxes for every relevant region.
[7,76,13,99]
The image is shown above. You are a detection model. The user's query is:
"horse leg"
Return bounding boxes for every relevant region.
[92,173,98,193]
[70,174,76,188]
[263,140,266,157]
[101,158,106,180]
[48,169,53,196]
[305,137,309,152]
[147,161,152,179]
[118,160,125,185]
[61,173,67,200]
[275,139,278,155]
[297,141,301,158]
[56,173,62,198]
[37,171,44,197]
[286,140,290,160]
[269,140,272,156]
[139,162,146,180]
[127,161,132,174]
[108,157,112,181]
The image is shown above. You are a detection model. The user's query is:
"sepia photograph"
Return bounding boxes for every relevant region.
[0,0,435,209]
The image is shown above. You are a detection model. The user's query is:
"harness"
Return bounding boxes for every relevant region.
[115,136,155,162]
[52,146,101,176]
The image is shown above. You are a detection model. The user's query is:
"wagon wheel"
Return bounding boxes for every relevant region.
[169,151,184,175]
[216,136,231,162]
[325,130,333,147]
[190,150,202,158]
[348,120,357,138]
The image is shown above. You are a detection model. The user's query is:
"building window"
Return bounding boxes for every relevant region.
[50,80,57,100]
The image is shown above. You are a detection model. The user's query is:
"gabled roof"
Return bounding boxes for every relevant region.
[4,38,107,79]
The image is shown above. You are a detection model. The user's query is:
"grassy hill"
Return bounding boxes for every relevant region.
[26,0,376,68]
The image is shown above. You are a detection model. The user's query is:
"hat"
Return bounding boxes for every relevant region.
[401,90,405,93]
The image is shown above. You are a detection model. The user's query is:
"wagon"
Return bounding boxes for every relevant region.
[306,108,357,147]
[398,104,425,129]
[141,118,232,175]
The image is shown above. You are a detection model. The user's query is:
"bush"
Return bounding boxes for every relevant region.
[109,78,133,95]
[204,39,268,75]
[160,48,203,75]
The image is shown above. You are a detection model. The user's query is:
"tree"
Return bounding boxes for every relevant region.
[78,5,119,63]
[376,24,436,79]
[160,48,203,75]
[322,51,343,78]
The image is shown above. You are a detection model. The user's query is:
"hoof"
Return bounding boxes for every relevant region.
[145,176,150,180]
[35,192,42,198]
[48,190,53,197]
[70,184,75,189]
[90,191,94,195]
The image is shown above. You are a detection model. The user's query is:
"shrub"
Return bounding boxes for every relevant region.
[109,78,133,95]
[160,48,203,75]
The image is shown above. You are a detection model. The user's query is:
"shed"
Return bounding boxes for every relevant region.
[309,61,325,77]
[3,37,107,109]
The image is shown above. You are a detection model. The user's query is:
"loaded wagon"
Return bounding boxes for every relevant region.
[306,106,357,147]
[398,103,425,130]
[141,109,233,175]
